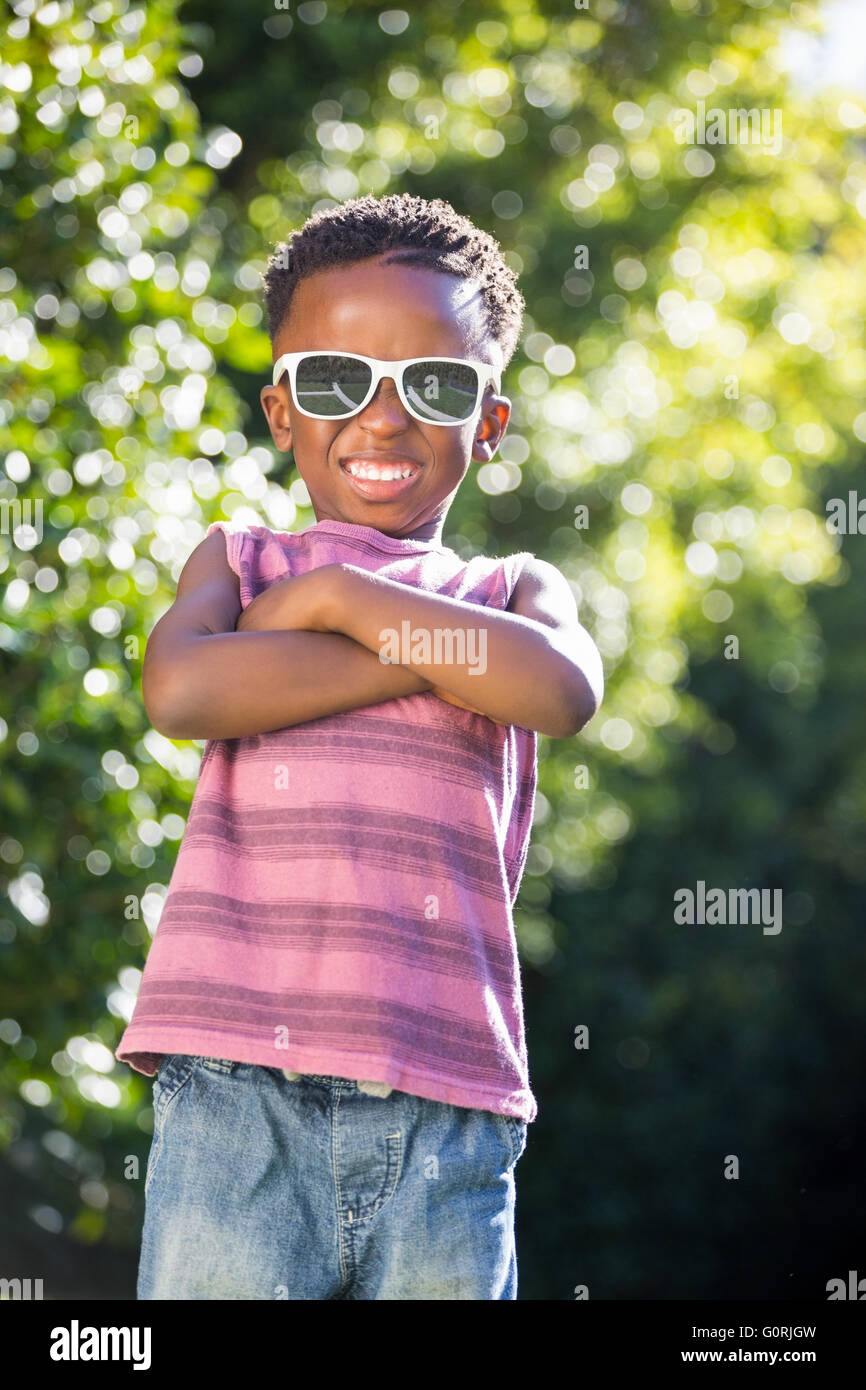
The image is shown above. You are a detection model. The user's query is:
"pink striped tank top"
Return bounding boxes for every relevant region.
[115,518,539,1121]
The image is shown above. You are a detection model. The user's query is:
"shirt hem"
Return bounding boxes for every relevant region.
[115,1033,536,1122]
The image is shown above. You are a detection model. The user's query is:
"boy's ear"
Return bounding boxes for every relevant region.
[260,383,293,453]
[471,396,510,464]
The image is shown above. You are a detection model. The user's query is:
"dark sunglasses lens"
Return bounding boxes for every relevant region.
[294,354,372,417]
[402,360,481,422]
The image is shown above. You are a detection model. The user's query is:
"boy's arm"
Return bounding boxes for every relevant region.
[502,557,604,734]
[245,557,604,739]
[142,530,432,740]
[426,560,602,732]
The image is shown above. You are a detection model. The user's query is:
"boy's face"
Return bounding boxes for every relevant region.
[259,254,511,540]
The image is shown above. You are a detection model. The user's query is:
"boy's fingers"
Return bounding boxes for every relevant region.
[429,686,506,724]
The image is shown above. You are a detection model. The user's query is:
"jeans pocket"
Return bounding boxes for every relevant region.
[145,1054,197,1197]
[152,1053,197,1110]
[509,1116,528,1163]
[496,1114,528,1167]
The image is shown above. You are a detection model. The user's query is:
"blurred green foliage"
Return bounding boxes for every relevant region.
[1,0,865,1298]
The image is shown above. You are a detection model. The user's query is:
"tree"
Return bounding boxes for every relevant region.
[2,0,865,1297]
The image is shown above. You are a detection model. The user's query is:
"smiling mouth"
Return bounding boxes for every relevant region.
[337,455,424,500]
[340,458,422,481]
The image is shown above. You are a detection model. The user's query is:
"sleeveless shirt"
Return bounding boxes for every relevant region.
[115,518,539,1121]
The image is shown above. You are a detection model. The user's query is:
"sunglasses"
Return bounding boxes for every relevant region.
[271,351,501,426]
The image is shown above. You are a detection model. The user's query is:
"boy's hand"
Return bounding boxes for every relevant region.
[428,685,508,725]
[236,565,345,634]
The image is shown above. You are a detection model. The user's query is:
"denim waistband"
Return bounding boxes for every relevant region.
[294,1072,362,1089]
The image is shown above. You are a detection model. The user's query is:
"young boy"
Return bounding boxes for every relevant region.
[116,192,603,1300]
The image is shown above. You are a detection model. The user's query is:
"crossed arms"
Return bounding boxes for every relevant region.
[142,529,604,742]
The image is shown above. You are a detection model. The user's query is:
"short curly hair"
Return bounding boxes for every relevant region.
[261,192,525,369]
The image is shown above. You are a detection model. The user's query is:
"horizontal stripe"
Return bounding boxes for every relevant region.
[156,891,517,987]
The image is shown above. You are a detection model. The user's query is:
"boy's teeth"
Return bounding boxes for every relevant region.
[345,461,416,480]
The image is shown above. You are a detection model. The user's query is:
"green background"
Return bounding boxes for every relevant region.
[1,0,865,1299]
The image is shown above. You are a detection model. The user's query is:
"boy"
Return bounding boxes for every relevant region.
[116,192,603,1300]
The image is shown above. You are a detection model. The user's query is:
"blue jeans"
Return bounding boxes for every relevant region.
[137,1055,528,1300]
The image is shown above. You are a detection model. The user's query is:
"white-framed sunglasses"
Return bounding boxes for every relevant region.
[271,351,501,426]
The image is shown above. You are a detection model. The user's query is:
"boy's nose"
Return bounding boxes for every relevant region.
[359,377,407,419]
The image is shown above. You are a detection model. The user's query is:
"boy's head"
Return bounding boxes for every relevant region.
[259,193,525,540]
